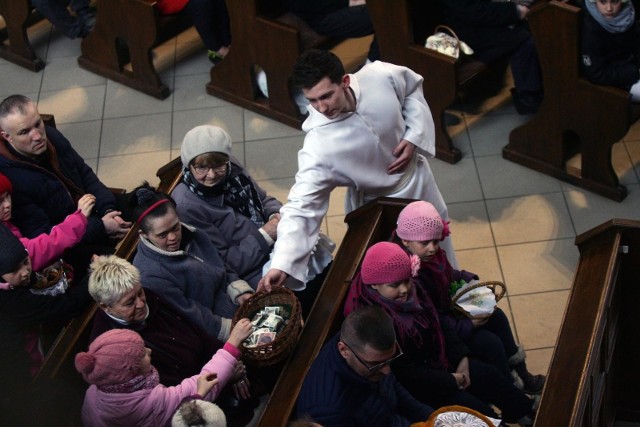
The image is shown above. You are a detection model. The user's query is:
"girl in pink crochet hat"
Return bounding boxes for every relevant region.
[75,320,252,427]
[344,242,539,426]
[394,200,545,396]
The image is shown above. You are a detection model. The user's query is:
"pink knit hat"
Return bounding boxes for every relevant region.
[396,201,450,242]
[75,329,146,386]
[361,242,419,285]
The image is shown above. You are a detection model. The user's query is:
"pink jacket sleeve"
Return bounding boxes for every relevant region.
[150,345,240,426]
[7,211,88,271]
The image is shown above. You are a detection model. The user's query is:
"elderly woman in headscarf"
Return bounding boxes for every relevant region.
[171,125,283,290]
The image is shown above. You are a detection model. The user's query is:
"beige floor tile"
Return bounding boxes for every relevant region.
[103,81,173,120]
[523,347,554,377]
[612,141,639,185]
[623,117,640,141]
[57,120,102,160]
[97,151,171,191]
[431,157,484,204]
[456,247,504,283]
[447,201,494,250]
[564,184,640,235]
[41,56,106,92]
[509,290,570,349]
[244,135,304,181]
[328,187,348,217]
[100,113,172,157]
[487,193,575,245]
[625,140,640,182]
[173,73,232,111]
[255,177,295,206]
[466,110,530,158]
[172,106,245,149]
[38,85,106,123]
[498,239,579,296]
[0,63,44,96]
[477,155,563,199]
[244,110,304,141]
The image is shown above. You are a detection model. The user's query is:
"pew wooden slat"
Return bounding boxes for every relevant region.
[256,197,411,426]
[535,219,640,426]
[77,0,192,99]
[503,0,640,202]
[0,0,45,71]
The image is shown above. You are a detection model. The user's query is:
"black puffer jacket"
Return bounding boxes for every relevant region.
[0,126,116,241]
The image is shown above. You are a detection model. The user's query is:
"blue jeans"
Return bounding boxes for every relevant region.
[31,0,92,39]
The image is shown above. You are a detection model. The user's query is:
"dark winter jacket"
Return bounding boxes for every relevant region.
[581,10,640,90]
[0,126,116,241]
[296,334,433,426]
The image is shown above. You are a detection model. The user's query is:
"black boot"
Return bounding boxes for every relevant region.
[508,346,546,395]
[510,88,542,115]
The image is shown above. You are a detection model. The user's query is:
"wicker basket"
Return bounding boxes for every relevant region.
[451,281,506,320]
[232,286,302,367]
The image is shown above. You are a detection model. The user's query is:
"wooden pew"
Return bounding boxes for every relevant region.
[0,0,45,71]
[206,0,370,129]
[32,156,183,382]
[503,0,640,202]
[366,0,510,164]
[77,0,192,99]
[535,219,640,426]
[256,197,410,426]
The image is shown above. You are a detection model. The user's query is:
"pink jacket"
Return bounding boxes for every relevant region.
[3,210,87,271]
[80,343,239,427]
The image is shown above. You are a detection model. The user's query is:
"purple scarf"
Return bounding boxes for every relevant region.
[98,366,160,394]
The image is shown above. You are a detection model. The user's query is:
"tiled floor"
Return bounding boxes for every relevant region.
[4,24,640,388]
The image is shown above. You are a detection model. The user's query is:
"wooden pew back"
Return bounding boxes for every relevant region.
[256,197,411,426]
[367,0,507,164]
[206,0,370,129]
[78,0,192,99]
[0,0,45,71]
[535,219,640,425]
[504,0,640,202]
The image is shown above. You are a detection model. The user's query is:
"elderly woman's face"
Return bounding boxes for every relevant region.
[142,209,182,252]
[190,154,228,187]
[102,283,147,323]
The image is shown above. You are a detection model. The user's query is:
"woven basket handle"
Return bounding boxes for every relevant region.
[451,281,506,305]
[433,25,460,44]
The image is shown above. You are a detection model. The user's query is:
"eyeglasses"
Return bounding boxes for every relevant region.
[192,161,229,176]
[341,340,404,372]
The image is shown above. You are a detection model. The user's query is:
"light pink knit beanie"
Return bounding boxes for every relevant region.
[75,329,146,386]
[396,201,450,242]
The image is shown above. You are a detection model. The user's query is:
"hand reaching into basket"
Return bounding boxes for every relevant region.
[227,318,253,348]
[258,268,289,292]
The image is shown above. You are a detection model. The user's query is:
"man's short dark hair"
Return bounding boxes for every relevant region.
[340,306,396,353]
[0,95,33,121]
[291,49,345,90]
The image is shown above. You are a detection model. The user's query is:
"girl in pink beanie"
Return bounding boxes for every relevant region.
[393,201,544,395]
[75,320,252,427]
[344,242,538,426]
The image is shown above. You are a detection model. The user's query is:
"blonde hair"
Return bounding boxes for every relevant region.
[88,255,141,306]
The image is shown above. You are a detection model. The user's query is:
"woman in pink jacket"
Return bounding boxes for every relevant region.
[0,172,95,272]
[75,319,252,427]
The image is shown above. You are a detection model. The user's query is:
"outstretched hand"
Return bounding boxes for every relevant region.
[196,372,219,397]
[102,211,132,240]
[77,194,96,218]
[227,318,253,348]
[257,268,288,292]
[387,139,415,174]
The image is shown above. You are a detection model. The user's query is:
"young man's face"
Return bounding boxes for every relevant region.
[2,256,32,287]
[302,75,352,119]
[338,341,397,382]
[0,102,48,159]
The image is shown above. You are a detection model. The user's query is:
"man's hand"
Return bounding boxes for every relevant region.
[257,268,288,292]
[349,0,366,6]
[387,139,415,174]
[102,210,132,240]
[517,4,530,20]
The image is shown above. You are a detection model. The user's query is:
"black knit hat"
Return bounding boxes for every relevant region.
[0,223,28,276]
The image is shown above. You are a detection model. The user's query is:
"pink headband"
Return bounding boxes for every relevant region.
[136,199,171,225]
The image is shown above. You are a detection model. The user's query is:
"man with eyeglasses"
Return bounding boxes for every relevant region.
[297,306,433,426]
